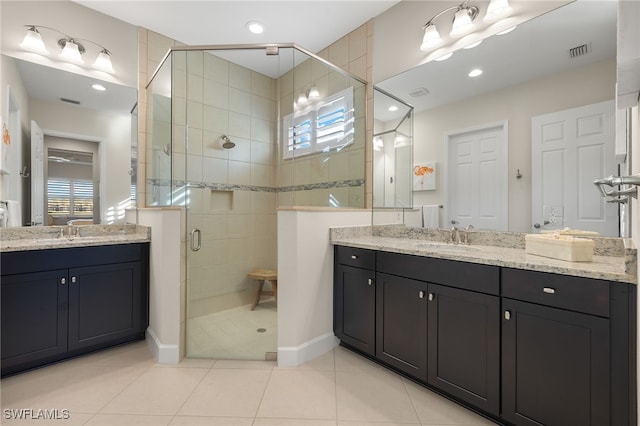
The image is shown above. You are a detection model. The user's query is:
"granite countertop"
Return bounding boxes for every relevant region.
[0,224,151,252]
[330,226,637,284]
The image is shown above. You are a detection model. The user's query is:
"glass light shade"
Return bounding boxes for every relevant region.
[297,93,308,105]
[484,0,512,23]
[94,50,114,73]
[308,86,320,99]
[420,24,442,51]
[450,8,475,38]
[21,27,48,54]
[59,40,84,64]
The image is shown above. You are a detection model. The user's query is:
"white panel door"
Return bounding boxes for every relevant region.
[30,120,44,226]
[532,100,617,236]
[447,124,508,230]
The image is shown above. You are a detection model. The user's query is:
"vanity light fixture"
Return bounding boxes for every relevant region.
[20,25,114,73]
[420,0,512,52]
[308,85,320,100]
[297,92,308,105]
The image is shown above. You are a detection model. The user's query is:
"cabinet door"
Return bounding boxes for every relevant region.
[427,284,500,416]
[502,299,610,426]
[376,273,427,381]
[68,262,142,351]
[334,264,376,355]
[1,270,68,375]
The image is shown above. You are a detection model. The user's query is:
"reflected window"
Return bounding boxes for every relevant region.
[47,178,93,217]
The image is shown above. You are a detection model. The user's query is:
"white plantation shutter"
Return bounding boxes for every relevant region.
[283,87,354,159]
[47,178,93,217]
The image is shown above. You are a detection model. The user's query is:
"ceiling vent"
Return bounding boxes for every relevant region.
[409,87,429,98]
[569,43,591,59]
[60,97,80,105]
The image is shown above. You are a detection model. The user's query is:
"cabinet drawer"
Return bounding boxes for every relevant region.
[335,246,375,270]
[502,268,609,317]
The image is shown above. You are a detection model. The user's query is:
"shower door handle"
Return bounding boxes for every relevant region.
[190,228,202,251]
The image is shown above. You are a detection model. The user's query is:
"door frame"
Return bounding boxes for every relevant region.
[41,128,104,224]
[444,121,509,230]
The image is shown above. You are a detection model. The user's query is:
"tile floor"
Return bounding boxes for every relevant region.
[1,340,498,425]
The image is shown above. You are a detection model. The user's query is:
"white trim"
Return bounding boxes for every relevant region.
[145,328,180,364]
[277,332,339,367]
[444,120,509,231]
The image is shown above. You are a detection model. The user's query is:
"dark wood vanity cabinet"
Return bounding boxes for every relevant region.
[334,247,376,356]
[334,245,636,426]
[1,243,150,376]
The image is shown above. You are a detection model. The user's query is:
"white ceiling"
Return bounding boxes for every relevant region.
[375,0,617,122]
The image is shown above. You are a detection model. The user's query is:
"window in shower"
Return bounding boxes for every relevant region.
[282,87,354,159]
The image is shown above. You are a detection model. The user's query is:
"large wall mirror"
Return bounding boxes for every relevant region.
[376,0,620,236]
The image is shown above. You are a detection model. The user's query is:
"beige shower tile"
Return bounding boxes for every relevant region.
[187,73,204,103]
[252,71,273,99]
[229,160,251,185]
[251,117,273,143]
[349,24,367,60]
[229,111,251,139]
[329,36,349,68]
[257,370,336,420]
[228,137,251,162]
[204,80,229,109]
[203,156,228,184]
[203,105,228,134]
[186,100,204,130]
[186,51,204,76]
[178,369,271,417]
[251,94,271,120]
[229,87,252,114]
[204,53,229,84]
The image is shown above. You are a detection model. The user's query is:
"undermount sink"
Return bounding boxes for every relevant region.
[417,242,480,251]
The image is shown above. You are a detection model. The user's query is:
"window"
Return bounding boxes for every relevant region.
[47,178,93,216]
[283,87,354,159]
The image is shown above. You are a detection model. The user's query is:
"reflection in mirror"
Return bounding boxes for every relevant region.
[1,55,137,226]
[377,1,619,236]
[373,87,414,208]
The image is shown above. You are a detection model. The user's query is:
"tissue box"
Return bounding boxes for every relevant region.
[525,233,594,262]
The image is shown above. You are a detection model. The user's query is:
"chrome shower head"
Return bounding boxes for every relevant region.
[220,134,235,149]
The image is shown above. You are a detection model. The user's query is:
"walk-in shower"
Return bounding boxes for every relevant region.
[145,44,367,360]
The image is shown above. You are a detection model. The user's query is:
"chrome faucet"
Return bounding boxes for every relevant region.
[450,226,460,244]
[462,225,474,245]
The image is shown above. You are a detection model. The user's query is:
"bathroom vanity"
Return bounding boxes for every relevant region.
[0,225,151,377]
[332,226,636,426]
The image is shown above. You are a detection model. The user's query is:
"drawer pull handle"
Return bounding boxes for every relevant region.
[428,293,434,301]
[368,278,373,286]
[543,287,556,294]
[504,310,511,320]
[351,255,358,260]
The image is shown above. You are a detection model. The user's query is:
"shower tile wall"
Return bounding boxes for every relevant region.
[173,51,278,318]
[277,54,366,208]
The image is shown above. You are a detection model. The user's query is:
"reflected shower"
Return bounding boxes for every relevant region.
[220,134,235,149]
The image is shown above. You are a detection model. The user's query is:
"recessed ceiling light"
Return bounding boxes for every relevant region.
[388,105,398,112]
[246,21,264,34]
[91,83,106,91]
[468,68,483,78]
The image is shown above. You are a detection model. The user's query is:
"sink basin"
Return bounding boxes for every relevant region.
[417,242,480,251]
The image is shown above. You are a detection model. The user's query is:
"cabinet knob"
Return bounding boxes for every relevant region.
[368,278,373,286]
[60,277,66,285]
[71,276,77,283]
[351,255,358,260]
[419,291,425,299]
[504,310,511,320]
[428,293,434,301]
[543,287,555,294]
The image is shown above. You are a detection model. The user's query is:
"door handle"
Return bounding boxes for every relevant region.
[190,228,201,251]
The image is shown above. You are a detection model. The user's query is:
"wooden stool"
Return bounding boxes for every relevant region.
[248,269,278,311]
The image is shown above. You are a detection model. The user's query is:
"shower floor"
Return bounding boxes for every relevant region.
[186,298,277,360]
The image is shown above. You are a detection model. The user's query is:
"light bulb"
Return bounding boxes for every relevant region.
[59,39,84,64]
[420,24,442,51]
[21,26,48,54]
[450,8,475,38]
[93,49,114,73]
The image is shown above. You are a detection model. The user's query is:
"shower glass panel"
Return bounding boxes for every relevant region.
[146,44,367,360]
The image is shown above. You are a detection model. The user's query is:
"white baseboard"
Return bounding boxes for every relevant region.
[278,332,339,367]
[146,328,180,364]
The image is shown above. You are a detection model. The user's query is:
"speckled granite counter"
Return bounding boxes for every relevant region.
[0,224,151,252]
[330,225,637,284]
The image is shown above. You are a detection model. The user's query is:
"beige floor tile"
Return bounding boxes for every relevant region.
[337,422,420,426]
[336,369,419,423]
[100,367,208,416]
[403,379,497,425]
[73,340,156,367]
[178,368,271,417]
[254,419,337,425]
[154,358,216,369]
[84,413,173,425]
[286,349,335,371]
[0,411,92,425]
[1,363,145,414]
[169,416,254,425]
[334,346,386,373]
[257,370,336,420]
[212,359,275,370]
